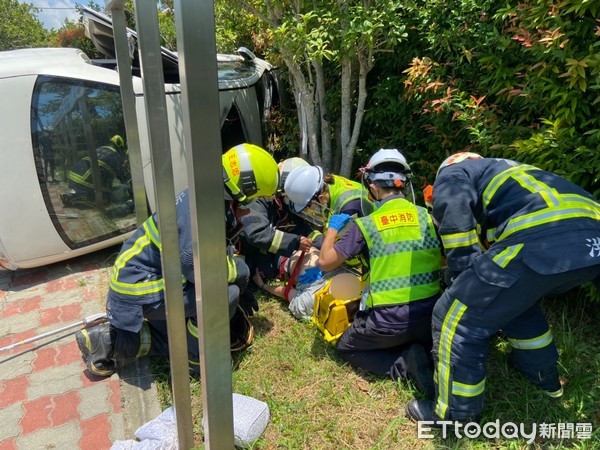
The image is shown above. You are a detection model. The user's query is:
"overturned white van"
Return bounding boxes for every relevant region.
[0,13,283,270]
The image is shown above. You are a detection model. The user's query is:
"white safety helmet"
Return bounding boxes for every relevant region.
[283,165,324,213]
[362,148,412,188]
[437,152,482,176]
[277,157,310,192]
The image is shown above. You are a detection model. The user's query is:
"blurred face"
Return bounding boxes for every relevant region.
[297,201,327,229]
[316,186,330,207]
[367,183,382,202]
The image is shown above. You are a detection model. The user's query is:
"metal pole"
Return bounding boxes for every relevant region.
[108,0,149,224]
[0,313,106,353]
[172,1,234,448]
[124,0,194,447]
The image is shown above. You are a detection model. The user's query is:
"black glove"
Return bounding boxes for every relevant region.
[239,290,259,317]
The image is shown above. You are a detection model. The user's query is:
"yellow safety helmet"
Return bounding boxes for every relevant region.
[110,134,126,151]
[222,143,279,204]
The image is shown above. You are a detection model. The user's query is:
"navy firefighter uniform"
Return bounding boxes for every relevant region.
[75,143,280,377]
[108,189,249,371]
[406,153,600,423]
[239,196,323,281]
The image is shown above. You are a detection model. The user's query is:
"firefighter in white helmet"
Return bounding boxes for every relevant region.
[237,157,323,293]
[405,152,600,425]
[318,149,443,397]
[283,163,374,230]
[76,143,279,377]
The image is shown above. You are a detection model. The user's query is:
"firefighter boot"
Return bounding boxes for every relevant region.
[405,399,439,425]
[230,306,254,352]
[404,343,436,399]
[508,354,563,398]
[525,365,563,398]
[405,399,482,426]
[76,322,116,377]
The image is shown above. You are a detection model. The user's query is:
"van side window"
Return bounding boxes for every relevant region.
[220,105,246,151]
[31,76,136,249]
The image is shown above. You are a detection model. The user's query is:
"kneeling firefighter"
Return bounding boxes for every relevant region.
[76,143,279,377]
[318,149,443,398]
[405,152,600,424]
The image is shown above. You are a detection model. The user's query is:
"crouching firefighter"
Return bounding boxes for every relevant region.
[405,152,600,424]
[75,143,280,377]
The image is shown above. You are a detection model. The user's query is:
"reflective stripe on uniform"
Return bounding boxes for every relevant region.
[482,164,539,208]
[508,329,553,350]
[187,318,199,338]
[68,147,119,188]
[110,276,164,296]
[109,216,182,296]
[68,170,94,189]
[308,230,322,241]
[269,229,284,254]
[435,299,467,419]
[227,256,237,284]
[110,230,165,295]
[136,321,152,357]
[482,164,600,243]
[441,230,479,249]
[187,318,201,370]
[144,218,161,250]
[492,243,524,268]
[498,201,600,241]
[452,378,485,398]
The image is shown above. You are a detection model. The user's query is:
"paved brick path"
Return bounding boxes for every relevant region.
[0,248,161,450]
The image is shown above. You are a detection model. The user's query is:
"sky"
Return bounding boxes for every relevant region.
[19,0,83,30]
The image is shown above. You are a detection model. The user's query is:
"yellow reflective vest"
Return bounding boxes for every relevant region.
[355,197,442,308]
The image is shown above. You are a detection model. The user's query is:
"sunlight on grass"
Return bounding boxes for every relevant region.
[151,291,600,449]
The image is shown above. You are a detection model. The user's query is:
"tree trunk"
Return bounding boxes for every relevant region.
[313,60,332,173]
[339,55,352,176]
[283,55,322,167]
[339,52,371,177]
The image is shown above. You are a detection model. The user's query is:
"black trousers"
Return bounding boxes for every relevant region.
[335,296,437,380]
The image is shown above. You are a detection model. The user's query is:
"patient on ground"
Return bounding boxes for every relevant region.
[253,247,351,320]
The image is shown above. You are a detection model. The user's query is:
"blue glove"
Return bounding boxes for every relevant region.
[328,213,352,232]
[297,267,323,284]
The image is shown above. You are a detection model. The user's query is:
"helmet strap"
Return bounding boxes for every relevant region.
[223,167,248,204]
[237,149,258,198]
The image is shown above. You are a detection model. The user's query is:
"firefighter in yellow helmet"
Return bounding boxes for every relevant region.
[76,143,279,377]
[62,134,130,207]
[223,143,280,204]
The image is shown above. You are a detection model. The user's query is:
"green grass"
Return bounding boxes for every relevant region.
[151,290,600,449]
